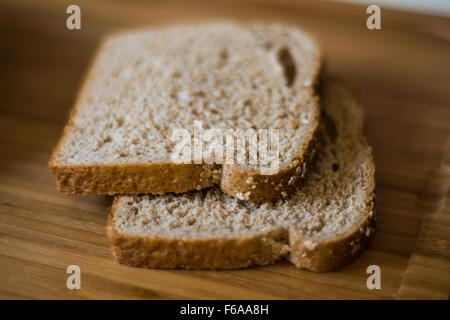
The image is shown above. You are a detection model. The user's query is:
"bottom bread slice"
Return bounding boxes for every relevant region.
[107,79,376,272]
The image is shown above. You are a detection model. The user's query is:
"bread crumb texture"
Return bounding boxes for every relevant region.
[112,80,375,248]
[54,23,320,172]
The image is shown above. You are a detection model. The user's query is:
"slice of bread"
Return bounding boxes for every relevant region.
[49,23,321,202]
[107,79,376,272]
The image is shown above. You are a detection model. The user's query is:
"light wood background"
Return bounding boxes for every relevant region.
[0,0,449,299]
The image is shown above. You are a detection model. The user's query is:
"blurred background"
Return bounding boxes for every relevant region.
[0,0,448,299]
[332,0,450,17]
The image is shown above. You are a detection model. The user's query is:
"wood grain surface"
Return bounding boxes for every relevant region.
[0,0,449,299]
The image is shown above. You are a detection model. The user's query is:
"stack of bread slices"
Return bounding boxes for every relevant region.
[49,23,375,272]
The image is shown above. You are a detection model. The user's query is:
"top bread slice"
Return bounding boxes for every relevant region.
[49,23,321,202]
[107,79,376,272]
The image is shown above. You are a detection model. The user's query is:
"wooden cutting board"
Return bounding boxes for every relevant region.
[0,0,449,299]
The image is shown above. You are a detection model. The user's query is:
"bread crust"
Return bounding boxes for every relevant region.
[289,142,376,271]
[289,197,375,271]
[220,103,320,202]
[49,162,220,195]
[107,180,375,272]
[107,198,290,269]
[49,125,319,199]
[48,23,322,202]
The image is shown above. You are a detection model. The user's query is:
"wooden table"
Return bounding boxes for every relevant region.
[0,0,449,299]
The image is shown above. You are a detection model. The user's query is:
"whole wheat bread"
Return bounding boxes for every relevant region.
[107,79,376,272]
[49,23,321,202]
